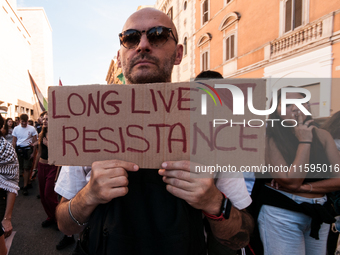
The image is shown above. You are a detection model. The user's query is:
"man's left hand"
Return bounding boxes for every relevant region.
[159,160,222,215]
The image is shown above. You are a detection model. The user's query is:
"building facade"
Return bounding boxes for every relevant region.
[0,0,53,120]
[105,1,340,117]
[194,0,340,117]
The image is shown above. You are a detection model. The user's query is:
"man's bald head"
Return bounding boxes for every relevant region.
[117,7,183,84]
[122,8,178,43]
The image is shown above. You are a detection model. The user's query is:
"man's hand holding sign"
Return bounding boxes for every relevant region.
[86,160,139,205]
[159,161,221,214]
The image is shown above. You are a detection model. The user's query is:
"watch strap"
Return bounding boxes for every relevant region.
[203,192,231,221]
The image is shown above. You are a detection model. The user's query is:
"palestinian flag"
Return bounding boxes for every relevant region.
[28,70,48,111]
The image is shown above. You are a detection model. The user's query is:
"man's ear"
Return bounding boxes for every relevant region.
[117,50,122,68]
[174,44,183,66]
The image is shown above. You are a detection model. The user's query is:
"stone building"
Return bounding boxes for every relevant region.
[0,0,53,120]
[194,0,340,117]
[105,1,340,117]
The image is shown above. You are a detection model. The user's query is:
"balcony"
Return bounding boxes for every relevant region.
[270,15,333,57]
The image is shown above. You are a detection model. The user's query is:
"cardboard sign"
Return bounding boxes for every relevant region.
[48,80,266,169]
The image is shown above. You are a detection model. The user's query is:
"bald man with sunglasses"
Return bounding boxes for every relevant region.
[55,8,253,255]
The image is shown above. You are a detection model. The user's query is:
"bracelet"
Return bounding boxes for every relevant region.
[306,182,313,193]
[68,199,88,226]
[203,211,225,221]
[299,141,312,144]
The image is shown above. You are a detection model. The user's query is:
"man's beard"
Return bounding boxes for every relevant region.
[123,51,176,84]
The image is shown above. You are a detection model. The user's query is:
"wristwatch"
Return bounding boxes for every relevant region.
[203,192,232,221]
[221,194,232,220]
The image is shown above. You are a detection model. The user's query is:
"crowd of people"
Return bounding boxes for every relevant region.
[0,7,340,255]
[0,112,75,252]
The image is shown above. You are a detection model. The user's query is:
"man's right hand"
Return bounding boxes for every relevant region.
[85,160,139,206]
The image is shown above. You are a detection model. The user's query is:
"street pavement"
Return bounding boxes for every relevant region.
[9,177,79,255]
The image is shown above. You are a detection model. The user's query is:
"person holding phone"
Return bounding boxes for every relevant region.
[255,88,340,255]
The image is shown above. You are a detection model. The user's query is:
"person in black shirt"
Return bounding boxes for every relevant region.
[55,8,254,255]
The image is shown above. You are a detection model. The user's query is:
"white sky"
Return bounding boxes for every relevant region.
[17,0,157,86]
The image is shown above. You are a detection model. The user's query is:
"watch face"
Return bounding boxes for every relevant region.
[221,197,231,219]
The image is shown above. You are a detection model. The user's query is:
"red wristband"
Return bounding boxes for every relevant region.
[202,192,227,221]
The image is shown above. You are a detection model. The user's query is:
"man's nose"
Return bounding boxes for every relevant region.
[136,34,151,53]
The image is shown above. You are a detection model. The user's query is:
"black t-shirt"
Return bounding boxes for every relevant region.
[40,143,48,160]
[80,169,206,255]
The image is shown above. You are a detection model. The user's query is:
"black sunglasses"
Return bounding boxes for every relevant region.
[119,26,178,49]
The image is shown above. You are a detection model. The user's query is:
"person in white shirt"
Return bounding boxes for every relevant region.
[12,114,37,196]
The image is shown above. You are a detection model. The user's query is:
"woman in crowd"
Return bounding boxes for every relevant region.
[0,116,19,241]
[33,112,59,227]
[321,110,340,254]
[1,118,16,143]
[33,112,75,249]
[255,88,340,255]
[322,110,340,154]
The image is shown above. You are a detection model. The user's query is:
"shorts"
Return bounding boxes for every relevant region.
[17,147,33,170]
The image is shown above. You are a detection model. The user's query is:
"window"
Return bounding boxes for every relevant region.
[15,105,18,113]
[219,12,240,31]
[202,0,209,25]
[20,106,24,113]
[167,7,173,20]
[219,13,239,63]
[201,51,209,71]
[225,35,235,61]
[197,33,211,71]
[183,1,187,10]
[183,37,188,56]
[30,109,34,116]
[284,0,303,32]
